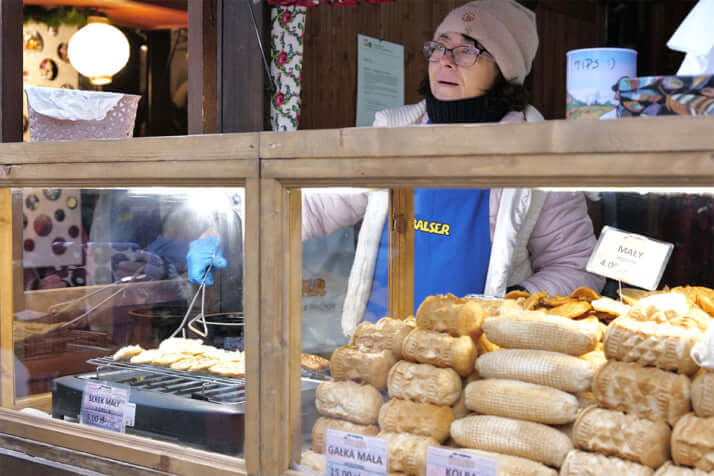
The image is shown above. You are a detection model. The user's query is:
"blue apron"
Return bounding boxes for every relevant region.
[364,188,491,322]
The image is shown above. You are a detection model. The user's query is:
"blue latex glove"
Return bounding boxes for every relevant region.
[186,236,227,286]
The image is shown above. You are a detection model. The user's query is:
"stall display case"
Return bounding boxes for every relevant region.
[0,134,261,475]
[258,116,714,475]
[1,116,714,475]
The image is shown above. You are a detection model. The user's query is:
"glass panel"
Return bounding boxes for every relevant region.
[11,187,247,458]
[296,186,714,474]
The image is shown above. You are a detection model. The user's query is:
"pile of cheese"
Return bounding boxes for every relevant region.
[111,337,245,378]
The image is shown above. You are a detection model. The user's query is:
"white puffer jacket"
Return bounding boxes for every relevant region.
[303,100,604,335]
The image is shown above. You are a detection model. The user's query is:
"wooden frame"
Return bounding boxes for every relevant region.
[259,115,714,475]
[0,134,260,475]
[1,116,714,475]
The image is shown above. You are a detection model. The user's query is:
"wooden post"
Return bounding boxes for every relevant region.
[243,178,260,476]
[287,188,302,466]
[259,179,292,473]
[188,0,218,134]
[189,0,267,134]
[0,0,22,142]
[0,0,22,409]
[218,0,267,133]
[0,190,16,408]
[388,188,414,318]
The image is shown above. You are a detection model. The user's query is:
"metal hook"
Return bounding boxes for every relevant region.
[170,245,221,339]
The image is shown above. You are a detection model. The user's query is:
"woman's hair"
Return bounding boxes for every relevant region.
[420,33,530,112]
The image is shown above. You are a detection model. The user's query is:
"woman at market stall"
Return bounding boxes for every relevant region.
[189,0,604,336]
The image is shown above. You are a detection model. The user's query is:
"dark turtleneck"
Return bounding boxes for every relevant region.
[425,84,509,124]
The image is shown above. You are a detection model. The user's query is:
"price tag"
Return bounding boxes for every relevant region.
[325,429,387,476]
[586,226,673,291]
[426,447,498,476]
[80,382,130,433]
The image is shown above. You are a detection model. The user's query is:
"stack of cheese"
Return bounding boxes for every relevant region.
[305,317,411,473]
[447,300,601,474]
[371,294,482,475]
[565,293,713,475]
[112,337,246,378]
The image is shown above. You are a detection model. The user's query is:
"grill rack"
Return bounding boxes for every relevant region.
[87,356,246,404]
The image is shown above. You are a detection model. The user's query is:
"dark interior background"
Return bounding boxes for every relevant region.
[299,0,696,128]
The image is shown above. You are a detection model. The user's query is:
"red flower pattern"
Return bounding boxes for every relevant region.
[277,51,289,66]
[274,92,285,107]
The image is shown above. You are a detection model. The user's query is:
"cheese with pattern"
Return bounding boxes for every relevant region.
[482,311,599,355]
[378,432,437,476]
[655,461,714,476]
[464,379,579,424]
[415,293,485,337]
[560,450,654,476]
[692,371,714,418]
[330,346,395,389]
[378,398,454,442]
[387,361,462,406]
[350,317,414,359]
[454,448,558,476]
[603,314,704,375]
[450,414,573,468]
[593,360,691,426]
[572,406,671,468]
[401,328,477,376]
[311,417,378,453]
[671,413,714,472]
[475,349,594,393]
[315,380,383,425]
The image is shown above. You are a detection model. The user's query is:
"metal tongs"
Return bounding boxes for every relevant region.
[170,245,221,339]
[52,266,148,331]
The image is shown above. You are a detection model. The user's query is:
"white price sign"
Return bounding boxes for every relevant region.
[586,226,673,291]
[80,382,130,433]
[426,447,498,476]
[326,429,387,476]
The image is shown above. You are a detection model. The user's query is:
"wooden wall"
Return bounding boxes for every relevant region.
[299,0,695,128]
[531,1,606,120]
[300,1,462,130]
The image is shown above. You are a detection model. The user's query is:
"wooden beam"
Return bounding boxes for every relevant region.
[0,160,257,188]
[0,431,169,475]
[287,188,302,466]
[260,151,714,187]
[0,133,259,165]
[259,179,291,474]
[188,0,218,134]
[13,393,51,414]
[0,0,22,143]
[0,409,247,475]
[243,178,260,476]
[0,190,15,408]
[260,117,714,159]
[218,0,267,132]
[388,189,414,319]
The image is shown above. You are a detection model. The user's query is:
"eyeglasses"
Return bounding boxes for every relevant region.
[422,40,493,67]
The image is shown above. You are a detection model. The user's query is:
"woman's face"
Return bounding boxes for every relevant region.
[428,32,499,101]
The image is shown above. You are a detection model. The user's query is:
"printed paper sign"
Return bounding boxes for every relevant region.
[80,382,129,433]
[326,429,388,476]
[586,225,674,291]
[356,34,404,127]
[426,446,498,476]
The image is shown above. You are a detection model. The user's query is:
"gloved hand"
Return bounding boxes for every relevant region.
[114,249,165,281]
[146,235,189,275]
[186,236,227,286]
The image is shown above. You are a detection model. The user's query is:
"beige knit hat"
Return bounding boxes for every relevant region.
[434,0,539,85]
